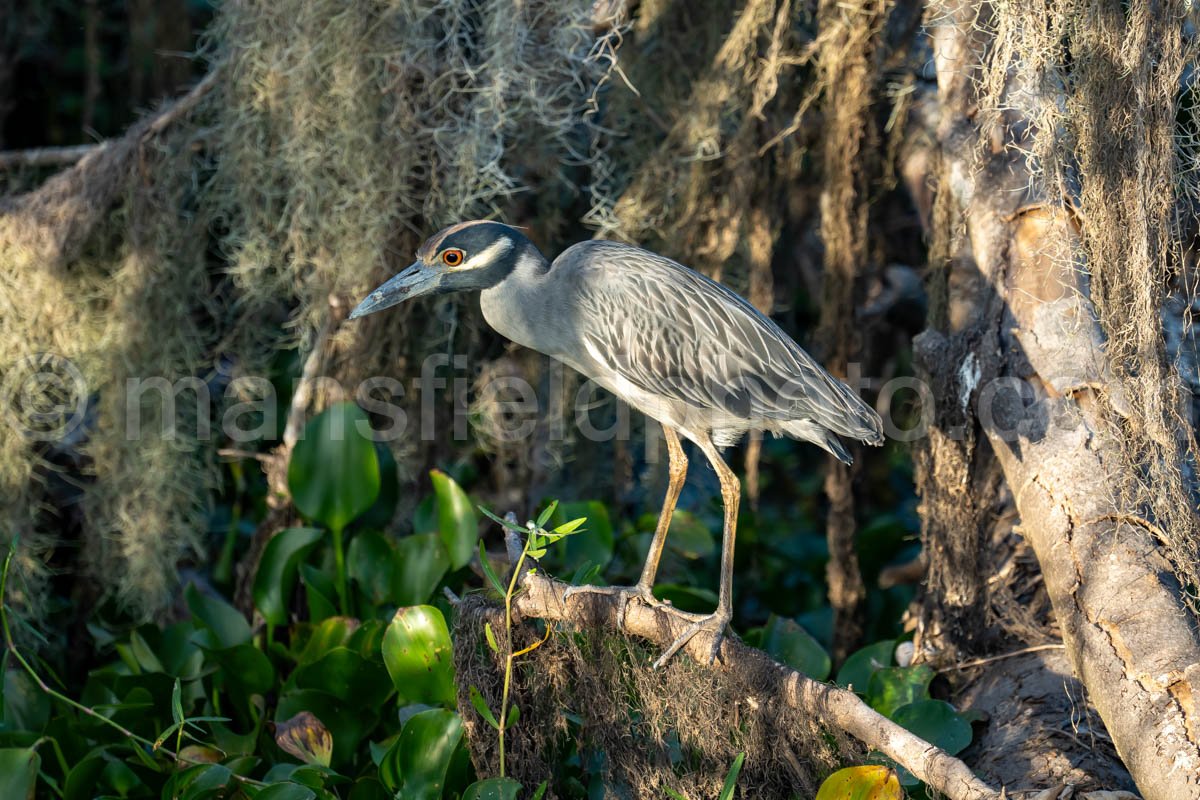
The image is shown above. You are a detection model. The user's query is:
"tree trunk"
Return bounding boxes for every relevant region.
[910,3,1200,797]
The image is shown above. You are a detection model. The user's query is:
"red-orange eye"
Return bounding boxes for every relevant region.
[441,249,465,267]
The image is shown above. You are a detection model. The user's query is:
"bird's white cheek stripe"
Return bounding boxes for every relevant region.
[458,238,514,271]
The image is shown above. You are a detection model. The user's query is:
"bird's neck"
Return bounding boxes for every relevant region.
[479,247,564,354]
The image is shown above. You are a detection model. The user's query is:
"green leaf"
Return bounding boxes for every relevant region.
[559,501,611,571]
[171,678,184,725]
[301,565,338,623]
[536,501,558,529]
[664,510,715,559]
[718,752,745,800]
[837,640,895,692]
[867,665,934,718]
[347,778,390,800]
[762,615,831,680]
[530,782,548,800]
[379,709,463,800]
[254,784,317,800]
[64,753,107,800]
[505,703,520,730]
[297,617,357,665]
[413,495,438,535]
[1,669,50,732]
[347,530,397,605]
[462,777,522,800]
[479,506,522,532]
[431,470,478,570]
[890,700,973,755]
[468,686,499,730]
[292,647,391,708]
[392,533,452,606]
[484,622,500,653]
[382,606,456,705]
[814,765,901,800]
[255,528,324,627]
[210,643,276,697]
[550,517,586,537]
[478,541,506,595]
[288,402,381,530]
[186,584,251,649]
[0,747,39,800]
[178,764,234,800]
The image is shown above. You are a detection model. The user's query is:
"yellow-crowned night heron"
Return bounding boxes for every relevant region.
[350,221,884,666]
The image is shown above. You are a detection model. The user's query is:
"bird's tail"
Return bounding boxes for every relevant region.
[780,419,855,465]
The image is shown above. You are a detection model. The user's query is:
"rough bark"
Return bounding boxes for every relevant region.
[919,4,1200,797]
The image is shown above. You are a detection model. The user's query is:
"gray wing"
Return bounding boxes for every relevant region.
[561,241,883,444]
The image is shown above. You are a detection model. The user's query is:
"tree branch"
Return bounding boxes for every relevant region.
[504,530,1001,800]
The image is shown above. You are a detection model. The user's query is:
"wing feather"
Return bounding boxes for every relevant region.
[562,241,883,443]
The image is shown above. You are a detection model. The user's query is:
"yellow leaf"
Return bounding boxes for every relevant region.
[814,766,901,800]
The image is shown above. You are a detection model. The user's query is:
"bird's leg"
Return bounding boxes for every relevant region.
[563,425,689,629]
[652,435,737,669]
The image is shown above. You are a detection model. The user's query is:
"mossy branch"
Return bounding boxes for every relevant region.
[498,528,1001,800]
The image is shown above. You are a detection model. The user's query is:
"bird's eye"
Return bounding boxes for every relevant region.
[441,249,465,267]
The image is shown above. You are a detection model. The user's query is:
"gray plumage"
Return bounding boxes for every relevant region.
[351,220,885,666]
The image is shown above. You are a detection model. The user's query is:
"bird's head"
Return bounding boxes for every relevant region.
[349,220,535,319]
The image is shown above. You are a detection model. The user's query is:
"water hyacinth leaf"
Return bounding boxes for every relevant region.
[347,778,390,800]
[762,615,831,680]
[890,699,973,755]
[413,495,437,535]
[177,764,233,800]
[254,784,317,800]
[665,510,715,559]
[275,711,333,767]
[431,470,478,570]
[392,533,451,606]
[867,665,934,718]
[212,643,277,697]
[63,753,107,800]
[462,777,523,800]
[558,501,610,571]
[185,584,251,649]
[292,647,391,708]
[837,640,895,692]
[288,402,381,531]
[0,747,39,800]
[380,709,463,800]
[297,616,357,665]
[301,565,338,623]
[2,668,50,731]
[814,765,901,800]
[347,530,397,606]
[382,606,456,705]
[255,528,324,626]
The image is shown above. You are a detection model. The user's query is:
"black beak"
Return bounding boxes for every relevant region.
[349,262,440,319]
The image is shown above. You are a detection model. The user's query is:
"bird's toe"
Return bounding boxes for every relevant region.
[652,611,732,669]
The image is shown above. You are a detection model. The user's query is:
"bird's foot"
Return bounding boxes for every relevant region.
[651,609,732,669]
[562,582,660,630]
